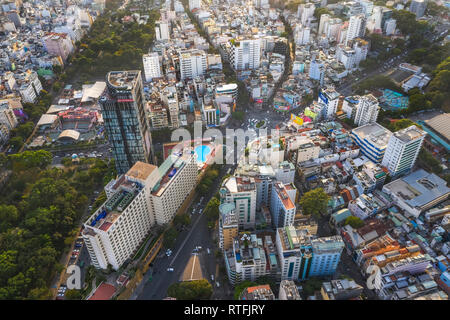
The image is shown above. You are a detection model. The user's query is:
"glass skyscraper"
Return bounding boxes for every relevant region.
[100,70,153,174]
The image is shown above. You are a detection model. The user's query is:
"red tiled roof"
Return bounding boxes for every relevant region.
[89,283,116,300]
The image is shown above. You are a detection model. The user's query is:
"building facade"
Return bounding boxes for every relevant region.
[99,70,153,174]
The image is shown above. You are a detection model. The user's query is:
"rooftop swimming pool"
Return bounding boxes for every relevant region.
[195,145,211,163]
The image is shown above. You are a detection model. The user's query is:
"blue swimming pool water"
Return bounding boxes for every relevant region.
[195,145,211,163]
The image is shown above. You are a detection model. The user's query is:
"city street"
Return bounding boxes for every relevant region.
[135,164,233,300]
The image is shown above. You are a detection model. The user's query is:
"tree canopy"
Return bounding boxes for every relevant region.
[0,151,115,299]
[299,188,330,218]
[344,216,365,229]
[167,279,213,300]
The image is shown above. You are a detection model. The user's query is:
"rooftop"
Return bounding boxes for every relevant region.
[383,169,450,210]
[278,225,312,252]
[88,283,116,300]
[125,161,157,182]
[151,151,195,197]
[241,285,275,300]
[352,123,392,149]
[274,182,295,210]
[424,113,450,142]
[393,125,426,143]
[107,70,140,89]
[311,236,345,254]
[279,280,302,300]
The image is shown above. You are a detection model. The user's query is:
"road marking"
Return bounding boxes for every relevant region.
[168,213,202,267]
[190,254,196,280]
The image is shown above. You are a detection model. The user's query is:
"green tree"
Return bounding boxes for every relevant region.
[173,213,191,226]
[299,188,330,218]
[417,148,443,174]
[204,197,220,224]
[65,289,82,300]
[314,7,331,19]
[302,278,325,297]
[167,279,213,300]
[163,226,178,248]
[344,216,365,229]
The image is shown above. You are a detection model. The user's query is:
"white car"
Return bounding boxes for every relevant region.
[207,248,211,254]
[211,275,214,281]
[167,268,174,272]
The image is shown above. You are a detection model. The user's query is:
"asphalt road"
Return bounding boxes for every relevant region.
[136,164,234,300]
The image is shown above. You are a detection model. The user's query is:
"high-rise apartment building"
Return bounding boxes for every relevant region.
[409,0,427,18]
[229,38,261,71]
[155,21,170,41]
[309,236,345,276]
[220,176,257,229]
[299,3,315,26]
[100,71,153,174]
[224,233,268,285]
[294,25,310,45]
[179,49,207,80]
[275,226,313,281]
[42,32,74,62]
[143,53,162,82]
[160,86,179,128]
[353,94,379,126]
[351,122,392,163]
[309,59,325,86]
[318,14,331,35]
[381,125,426,177]
[345,14,366,46]
[384,18,396,36]
[219,203,239,250]
[270,182,297,228]
[318,87,341,119]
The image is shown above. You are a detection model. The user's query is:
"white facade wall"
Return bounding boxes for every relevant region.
[143,53,162,82]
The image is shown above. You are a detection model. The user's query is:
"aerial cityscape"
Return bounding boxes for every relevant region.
[0,0,449,303]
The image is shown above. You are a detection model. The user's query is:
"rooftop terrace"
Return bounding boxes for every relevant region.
[107,70,140,89]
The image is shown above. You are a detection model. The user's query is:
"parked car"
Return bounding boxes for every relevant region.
[211,275,214,281]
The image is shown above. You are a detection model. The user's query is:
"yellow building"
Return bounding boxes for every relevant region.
[219,203,239,250]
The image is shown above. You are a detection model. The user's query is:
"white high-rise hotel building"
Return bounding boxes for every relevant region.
[83,150,198,270]
[142,52,162,82]
[382,125,426,177]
